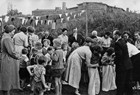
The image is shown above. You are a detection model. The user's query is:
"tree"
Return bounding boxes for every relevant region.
[7,9,22,16]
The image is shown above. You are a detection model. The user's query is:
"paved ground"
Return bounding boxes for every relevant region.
[0,84,140,95]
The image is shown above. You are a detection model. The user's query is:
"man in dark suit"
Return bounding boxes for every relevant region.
[42,31,53,46]
[113,30,133,95]
[68,28,85,46]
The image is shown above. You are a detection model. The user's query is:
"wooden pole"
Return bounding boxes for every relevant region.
[85,3,88,37]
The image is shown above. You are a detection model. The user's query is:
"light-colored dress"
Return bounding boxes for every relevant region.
[88,53,100,95]
[0,33,20,90]
[101,53,116,91]
[65,46,92,89]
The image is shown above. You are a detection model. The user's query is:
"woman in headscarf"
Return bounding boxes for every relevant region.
[0,25,20,95]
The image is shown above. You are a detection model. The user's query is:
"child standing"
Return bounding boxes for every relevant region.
[19,48,30,89]
[34,42,43,56]
[27,56,48,95]
[42,39,51,55]
[44,47,54,91]
[101,47,116,91]
[51,38,65,95]
[88,45,101,95]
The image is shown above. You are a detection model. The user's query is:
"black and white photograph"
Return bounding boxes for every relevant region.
[0,0,140,95]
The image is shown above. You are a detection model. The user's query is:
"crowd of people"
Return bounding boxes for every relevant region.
[0,24,140,95]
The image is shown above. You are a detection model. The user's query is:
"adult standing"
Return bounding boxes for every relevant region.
[68,28,85,47]
[0,25,20,95]
[65,38,94,95]
[127,42,140,89]
[13,26,28,55]
[42,31,53,46]
[102,32,112,52]
[134,32,140,49]
[113,30,133,95]
[58,28,68,45]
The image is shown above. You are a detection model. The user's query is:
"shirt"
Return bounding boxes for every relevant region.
[33,65,46,82]
[58,34,68,44]
[13,32,28,47]
[20,54,29,68]
[45,53,52,65]
[102,37,112,48]
[52,48,64,69]
[29,34,39,47]
[127,42,140,57]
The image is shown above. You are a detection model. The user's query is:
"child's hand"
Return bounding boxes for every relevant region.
[44,84,49,89]
[30,73,33,76]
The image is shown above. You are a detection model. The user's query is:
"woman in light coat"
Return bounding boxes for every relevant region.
[0,25,20,95]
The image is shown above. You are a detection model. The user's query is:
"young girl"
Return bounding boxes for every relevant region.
[44,46,54,91]
[42,39,51,55]
[34,42,43,56]
[19,48,30,89]
[27,55,48,95]
[30,48,39,65]
[88,45,101,95]
[101,47,116,92]
[51,38,65,95]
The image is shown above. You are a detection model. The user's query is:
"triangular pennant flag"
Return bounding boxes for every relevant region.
[52,22,56,29]
[74,14,76,18]
[22,18,25,25]
[59,14,62,18]
[70,12,72,15]
[25,19,28,24]
[35,20,39,25]
[81,10,85,13]
[31,16,34,19]
[36,16,39,20]
[4,16,9,22]
[0,18,2,21]
[78,13,80,16]
[47,20,50,25]
[61,18,64,23]
[41,20,43,25]
[67,17,70,21]
[65,13,68,16]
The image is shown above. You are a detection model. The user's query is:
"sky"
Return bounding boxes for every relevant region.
[0,0,140,16]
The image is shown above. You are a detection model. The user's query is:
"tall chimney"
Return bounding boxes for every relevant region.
[62,2,66,11]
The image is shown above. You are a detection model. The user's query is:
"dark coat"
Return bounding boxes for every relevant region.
[114,38,133,73]
[68,34,85,46]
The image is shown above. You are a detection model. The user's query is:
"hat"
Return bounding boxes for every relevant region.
[5,25,15,33]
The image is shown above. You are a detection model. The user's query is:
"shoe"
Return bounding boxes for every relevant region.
[75,91,81,95]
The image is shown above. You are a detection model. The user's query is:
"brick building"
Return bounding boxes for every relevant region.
[68,2,125,14]
[32,2,125,16]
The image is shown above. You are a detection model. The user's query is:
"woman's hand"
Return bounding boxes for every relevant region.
[87,64,99,68]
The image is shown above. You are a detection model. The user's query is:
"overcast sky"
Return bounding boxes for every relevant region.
[0,0,140,16]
